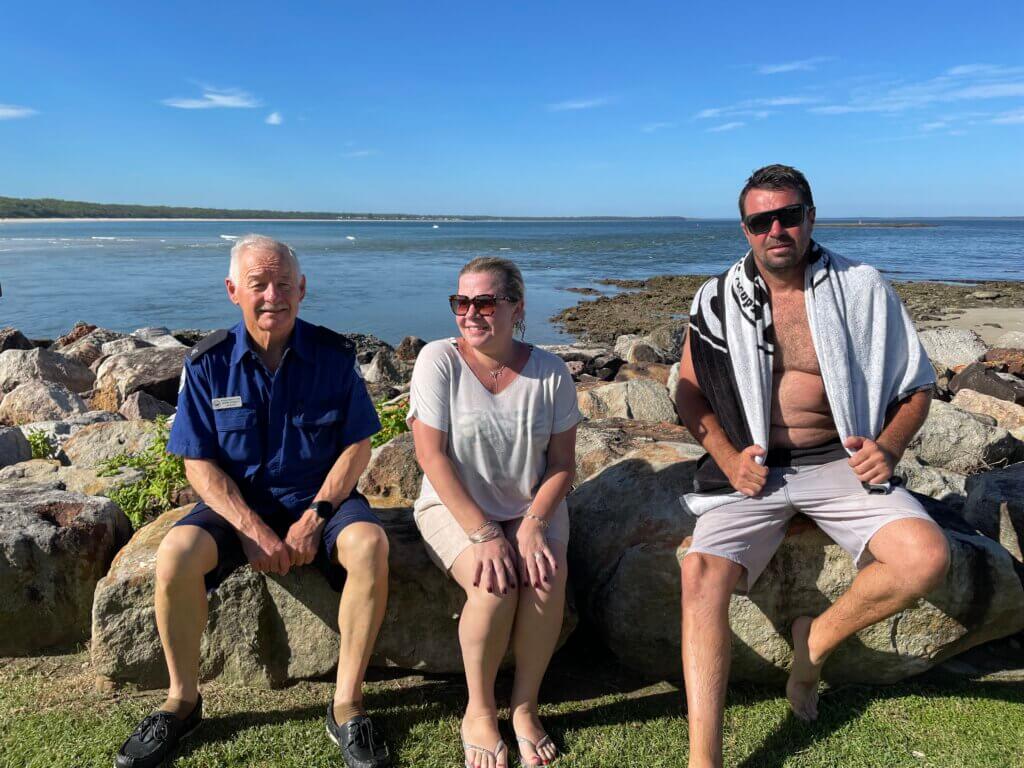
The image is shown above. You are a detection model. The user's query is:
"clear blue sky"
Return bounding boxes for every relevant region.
[2,1,1022,217]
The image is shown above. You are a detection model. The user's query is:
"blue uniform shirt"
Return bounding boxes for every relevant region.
[167,318,381,514]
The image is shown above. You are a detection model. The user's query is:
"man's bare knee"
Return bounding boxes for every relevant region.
[335,523,389,575]
[155,526,216,586]
[905,529,951,597]
[681,553,742,609]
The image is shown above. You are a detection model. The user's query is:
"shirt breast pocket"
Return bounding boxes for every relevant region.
[291,407,342,461]
[214,407,259,465]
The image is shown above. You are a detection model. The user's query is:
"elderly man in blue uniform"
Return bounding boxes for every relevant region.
[116,235,392,768]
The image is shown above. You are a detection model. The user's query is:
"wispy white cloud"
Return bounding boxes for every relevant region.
[810,64,1024,115]
[695,96,817,120]
[991,108,1024,125]
[343,149,378,158]
[547,97,611,112]
[708,121,744,132]
[163,85,260,109]
[265,111,283,125]
[921,121,947,131]
[758,57,834,75]
[641,121,674,133]
[0,104,37,120]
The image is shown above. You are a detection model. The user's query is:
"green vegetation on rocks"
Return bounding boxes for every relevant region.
[98,417,187,528]
[25,429,56,460]
[373,398,410,448]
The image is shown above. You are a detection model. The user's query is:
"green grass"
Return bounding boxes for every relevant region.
[2,639,1022,768]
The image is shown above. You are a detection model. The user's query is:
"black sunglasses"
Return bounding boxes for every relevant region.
[743,203,812,235]
[448,294,517,316]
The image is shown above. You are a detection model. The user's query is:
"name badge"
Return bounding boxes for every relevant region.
[212,396,243,410]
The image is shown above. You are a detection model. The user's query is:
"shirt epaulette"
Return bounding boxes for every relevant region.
[312,324,356,355]
[188,329,230,361]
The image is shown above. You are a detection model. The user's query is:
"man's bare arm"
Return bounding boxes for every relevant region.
[846,389,931,484]
[676,328,768,496]
[313,438,373,507]
[183,458,290,574]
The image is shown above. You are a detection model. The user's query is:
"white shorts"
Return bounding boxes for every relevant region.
[683,459,936,593]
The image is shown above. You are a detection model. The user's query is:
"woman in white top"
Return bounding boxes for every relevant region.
[408,257,580,768]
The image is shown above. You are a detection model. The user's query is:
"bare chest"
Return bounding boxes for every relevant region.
[770,293,820,374]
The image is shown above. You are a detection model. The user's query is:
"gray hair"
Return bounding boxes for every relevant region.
[228,234,301,283]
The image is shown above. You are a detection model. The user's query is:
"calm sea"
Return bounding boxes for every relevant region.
[1,219,1020,344]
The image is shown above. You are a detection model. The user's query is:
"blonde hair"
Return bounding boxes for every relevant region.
[458,256,525,301]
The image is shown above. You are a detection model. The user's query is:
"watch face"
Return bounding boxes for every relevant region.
[314,501,333,519]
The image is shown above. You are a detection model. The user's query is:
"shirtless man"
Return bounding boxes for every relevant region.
[675,165,950,768]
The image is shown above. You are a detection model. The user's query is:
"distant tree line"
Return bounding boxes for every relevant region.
[0,195,689,221]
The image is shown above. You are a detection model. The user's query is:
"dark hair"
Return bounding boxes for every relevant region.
[738,164,814,218]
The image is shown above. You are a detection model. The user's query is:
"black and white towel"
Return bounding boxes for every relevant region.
[682,241,935,515]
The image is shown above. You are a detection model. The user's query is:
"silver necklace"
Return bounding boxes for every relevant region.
[488,363,507,392]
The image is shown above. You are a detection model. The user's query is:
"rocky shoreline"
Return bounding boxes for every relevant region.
[2,306,1024,688]
[551,275,1024,344]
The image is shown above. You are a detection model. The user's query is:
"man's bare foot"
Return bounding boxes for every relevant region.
[512,706,558,766]
[461,712,507,768]
[786,616,823,721]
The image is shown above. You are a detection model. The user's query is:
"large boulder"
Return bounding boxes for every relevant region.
[577,379,678,423]
[0,459,142,496]
[950,363,1024,404]
[568,439,1024,683]
[62,420,159,468]
[118,391,176,421]
[0,489,132,654]
[994,332,1024,349]
[614,362,673,386]
[91,505,577,689]
[0,427,31,468]
[574,418,700,482]
[92,347,188,411]
[962,465,1024,563]
[985,347,1024,376]
[17,411,122,454]
[0,459,64,490]
[358,433,422,507]
[952,389,1024,431]
[0,327,34,352]
[0,381,88,426]
[0,347,95,394]
[55,322,97,348]
[395,336,427,362]
[58,328,127,368]
[907,400,1023,474]
[100,336,154,359]
[918,328,987,372]
[895,453,968,512]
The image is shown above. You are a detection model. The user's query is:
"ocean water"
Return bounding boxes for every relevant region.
[1,219,1020,344]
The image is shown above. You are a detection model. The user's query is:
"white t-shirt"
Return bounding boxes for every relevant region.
[407,338,581,521]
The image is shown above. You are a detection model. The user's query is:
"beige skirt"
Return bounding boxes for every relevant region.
[414,503,571,573]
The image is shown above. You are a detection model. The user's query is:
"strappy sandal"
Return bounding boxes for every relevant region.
[515,733,558,767]
[461,729,507,768]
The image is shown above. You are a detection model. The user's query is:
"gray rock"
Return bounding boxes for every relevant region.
[667,362,681,405]
[58,328,127,368]
[950,363,1024,404]
[0,459,142,497]
[577,379,678,423]
[907,400,1023,474]
[568,440,1024,683]
[0,489,131,654]
[0,381,88,426]
[59,465,145,497]
[962,464,1024,563]
[994,331,1024,349]
[17,410,123,452]
[118,391,176,421]
[537,344,611,365]
[148,335,187,350]
[895,453,968,511]
[62,420,159,468]
[131,326,172,340]
[100,337,153,357]
[0,347,96,394]
[918,328,988,372]
[363,348,402,385]
[0,427,31,468]
[0,327,34,352]
[92,347,188,411]
[646,323,687,362]
[91,505,577,688]
[0,459,63,490]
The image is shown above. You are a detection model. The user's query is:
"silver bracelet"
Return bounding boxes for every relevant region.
[522,513,550,531]
[468,520,502,544]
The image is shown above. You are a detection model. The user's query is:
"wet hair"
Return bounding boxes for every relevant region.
[228,234,301,283]
[458,257,525,302]
[738,164,814,218]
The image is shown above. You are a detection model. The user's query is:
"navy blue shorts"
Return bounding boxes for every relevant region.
[173,490,381,592]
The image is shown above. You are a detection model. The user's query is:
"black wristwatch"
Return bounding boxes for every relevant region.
[312,501,334,520]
